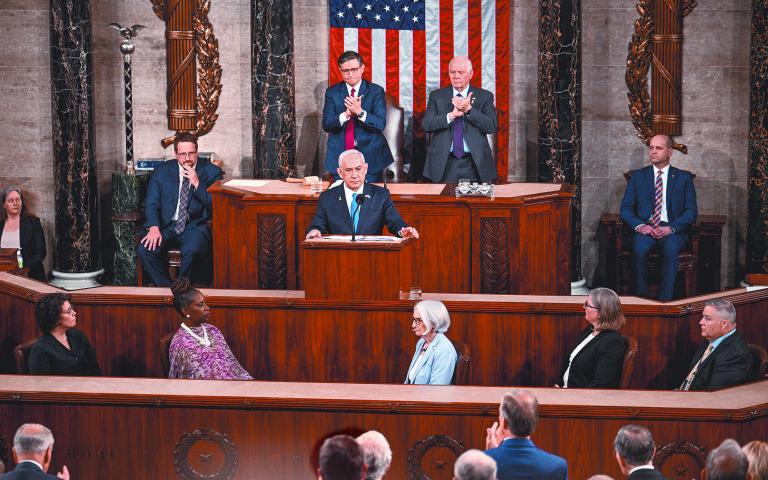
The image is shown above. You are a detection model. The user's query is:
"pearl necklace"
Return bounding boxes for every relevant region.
[181,322,212,347]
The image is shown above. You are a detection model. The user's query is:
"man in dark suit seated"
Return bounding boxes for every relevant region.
[322,50,393,182]
[484,389,568,480]
[613,424,668,479]
[679,299,750,391]
[305,149,419,240]
[137,132,222,286]
[703,439,751,480]
[620,134,698,301]
[5,423,69,479]
[422,56,498,184]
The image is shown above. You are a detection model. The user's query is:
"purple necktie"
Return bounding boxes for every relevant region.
[451,93,465,157]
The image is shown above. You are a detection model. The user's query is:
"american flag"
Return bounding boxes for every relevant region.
[329,0,509,180]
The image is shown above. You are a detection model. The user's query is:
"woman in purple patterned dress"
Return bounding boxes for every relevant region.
[167,277,253,380]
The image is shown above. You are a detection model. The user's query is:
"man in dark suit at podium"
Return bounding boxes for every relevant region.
[305,150,419,240]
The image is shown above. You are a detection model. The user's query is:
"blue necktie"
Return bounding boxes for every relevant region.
[452,93,465,157]
[350,192,360,233]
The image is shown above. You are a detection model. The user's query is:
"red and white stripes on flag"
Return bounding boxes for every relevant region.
[329,0,510,181]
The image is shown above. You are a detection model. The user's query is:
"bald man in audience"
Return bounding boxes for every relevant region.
[356,431,392,480]
[679,299,750,391]
[703,439,752,480]
[613,425,668,479]
[318,434,367,480]
[454,449,498,480]
[5,423,69,479]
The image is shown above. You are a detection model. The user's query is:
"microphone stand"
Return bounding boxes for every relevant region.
[350,195,365,242]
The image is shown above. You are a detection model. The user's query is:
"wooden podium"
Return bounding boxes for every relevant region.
[301,236,414,301]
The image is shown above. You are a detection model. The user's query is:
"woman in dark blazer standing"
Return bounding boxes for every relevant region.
[556,287,628,388]
[0,187,47,281]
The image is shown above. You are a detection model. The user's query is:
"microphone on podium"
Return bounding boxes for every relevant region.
[351,194,367,242]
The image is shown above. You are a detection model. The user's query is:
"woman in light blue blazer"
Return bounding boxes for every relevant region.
[404,300,458,385]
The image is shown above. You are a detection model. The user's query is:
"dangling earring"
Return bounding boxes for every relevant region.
[186,314,190,318]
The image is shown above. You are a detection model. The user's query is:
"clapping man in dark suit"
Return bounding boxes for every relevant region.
[322,51,393,182]
[306,149,419,240]
[484,389,568,480]
[422,56,498,184]
[613,425,668,479]
[620,134,697,300]
[679,299,750,391]
[137,132,222,286]
[5,423,69,479]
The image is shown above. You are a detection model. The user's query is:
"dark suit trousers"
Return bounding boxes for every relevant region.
[632,225,687,301]
[441,153,480,183]
[137,227,210,286]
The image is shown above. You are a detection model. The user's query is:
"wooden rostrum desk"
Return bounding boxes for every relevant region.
[209,181,574,294]
[0,376,764,479]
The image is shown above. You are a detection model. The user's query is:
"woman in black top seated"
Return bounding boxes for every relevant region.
[0,187,47,281]
[556,287,627,388]
[28,292,101,376]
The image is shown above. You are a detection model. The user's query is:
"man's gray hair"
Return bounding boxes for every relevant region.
[706,439,749,480]
[704,299,737,325]
[338,149,366,168]
[13,423,54,454]
[613,425,655,467]
[453,449,497,480]
[356,430,392,480]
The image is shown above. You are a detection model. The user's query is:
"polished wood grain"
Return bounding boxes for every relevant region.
[1,274,766,390]
[209,182,574,294]
[0,376,764,480]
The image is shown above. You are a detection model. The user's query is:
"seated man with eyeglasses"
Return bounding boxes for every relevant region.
[137,132,222,286]
[322,50,393,182]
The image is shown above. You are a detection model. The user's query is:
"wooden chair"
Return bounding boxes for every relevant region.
[747,343,768,380]
[620,336,638,389]
[160,332,175,377]
[13,338,38,374]
[451,338,471,385]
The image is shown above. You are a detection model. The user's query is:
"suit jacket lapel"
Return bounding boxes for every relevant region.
[666,167,679,210]
[170,161,181,209]
[332,187,353,231]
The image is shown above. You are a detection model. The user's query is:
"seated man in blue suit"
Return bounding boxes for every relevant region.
[137,132,222,286]
[485,389,568,480]
[620,134,697,301]
[322,50,393,182]
[305,149,418,240]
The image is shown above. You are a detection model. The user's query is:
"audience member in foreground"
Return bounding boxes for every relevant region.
[454,449,497,480]
[168,277,253,380]
[679,299,750,391]
[404,300,458,385]
[556,287,627,388]
[318,434,367,480]
[484,389,567,480]
[6,423,69,479]
[742,441,767,480]
[355,430,392,480]
[703,439,751,480]
[613,425,667,479]
[587,476,616,480]
[28,293,101,376]
[0,186,47,281]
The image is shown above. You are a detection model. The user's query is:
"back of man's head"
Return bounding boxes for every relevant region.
[500,389,539,437]
[614,425,656,468]
[318,434,365,480]
[453,449,497,480]
[13,423,54,469]
[355,430,392,480]
[705,439,750,480]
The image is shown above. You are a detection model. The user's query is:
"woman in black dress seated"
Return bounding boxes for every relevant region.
[0,187,47,281]
[556,287,627,388]
[28,292,101,376]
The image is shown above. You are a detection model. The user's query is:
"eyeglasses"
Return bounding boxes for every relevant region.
[176,152,197,159]
[412,318,423,325]
[583,301,600,311]
[340,66,361,75]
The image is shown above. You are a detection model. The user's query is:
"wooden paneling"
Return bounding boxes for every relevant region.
[1,274,767,390]
[0,377,764,480]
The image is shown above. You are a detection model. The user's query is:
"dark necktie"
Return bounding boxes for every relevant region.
[345,87,356,150]
[452,92,465,157]
[174,177,191,234]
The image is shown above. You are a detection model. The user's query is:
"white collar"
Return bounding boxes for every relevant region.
[453,86,470,97]
[653,164,670,176]
[346,81,362,94]
[629,464,655,474]
[343,183,365,196]
[17,460,44,471]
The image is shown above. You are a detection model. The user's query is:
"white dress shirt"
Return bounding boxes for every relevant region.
[338,81,367,125]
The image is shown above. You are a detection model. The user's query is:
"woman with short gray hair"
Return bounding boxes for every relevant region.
[404,300,457,385]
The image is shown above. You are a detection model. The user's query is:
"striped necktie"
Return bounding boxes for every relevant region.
[680,344,713,391]
[174,177,191,234]
[650,170,663,228]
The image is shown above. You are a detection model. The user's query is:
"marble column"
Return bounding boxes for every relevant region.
[251,0,297,179]
[537,0,583,292]
[747,0,768,275]
[49,0,103,288]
